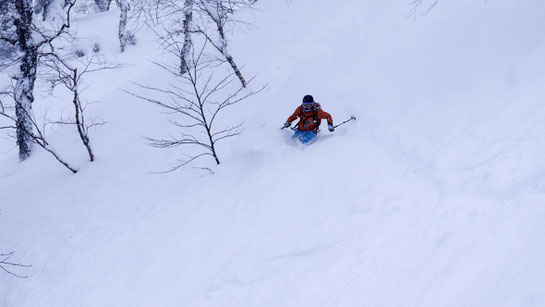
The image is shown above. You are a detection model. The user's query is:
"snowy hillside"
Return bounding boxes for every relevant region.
[2,0,545,306]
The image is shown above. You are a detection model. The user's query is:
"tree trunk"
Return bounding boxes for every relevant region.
[201,1,246,87]
[117,0,129,52]
[14,0,37,161]
[179,0,193,75]
[71,68,95,161]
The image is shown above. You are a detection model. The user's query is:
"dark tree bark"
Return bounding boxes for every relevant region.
[13,0,38,161]
[95,0,112,12]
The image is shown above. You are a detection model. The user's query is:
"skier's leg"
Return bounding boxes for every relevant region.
[292,130,304,142]
[301,131,317,144]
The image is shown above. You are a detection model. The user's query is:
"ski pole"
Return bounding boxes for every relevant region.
[280,125,298,131]
[280,120,301,130]
[280,125,298,130]
[334,116,356,129]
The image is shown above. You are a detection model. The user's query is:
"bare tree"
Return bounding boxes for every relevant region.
[1,45,115,172]
[0,0,76,161]
[1,0,116,172]
[0,251,31,279]
[1,92,79,172]
[146,0,256,87]
[144,0,195,75]
[41,51,115,162]
[127,44,264,171]
[196,0,247,87]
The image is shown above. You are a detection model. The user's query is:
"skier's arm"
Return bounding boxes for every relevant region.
[286,106,302,123]
[318,110,333,125]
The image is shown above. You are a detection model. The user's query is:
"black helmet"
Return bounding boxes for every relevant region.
[302,95,314,112]
[302,95,314,103]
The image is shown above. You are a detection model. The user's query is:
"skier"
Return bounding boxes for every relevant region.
[283,95,334,144]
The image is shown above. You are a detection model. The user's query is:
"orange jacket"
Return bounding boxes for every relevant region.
[287,103,333,132]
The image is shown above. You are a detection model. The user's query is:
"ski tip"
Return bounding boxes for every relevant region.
[351,115,357,120]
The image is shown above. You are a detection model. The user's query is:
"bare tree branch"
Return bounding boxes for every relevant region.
[1,0,79,161]
[0,252,31,279]
[36,0,77,49]
[1,87,78,173]
[128,41,263,170]
[409,0,439,16]
[39,50,119,163]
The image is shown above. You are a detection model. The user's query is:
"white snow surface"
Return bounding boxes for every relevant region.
[2,0,545,306]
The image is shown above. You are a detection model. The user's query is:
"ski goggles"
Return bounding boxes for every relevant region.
[302,102,314,111]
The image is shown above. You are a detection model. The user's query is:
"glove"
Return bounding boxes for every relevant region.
[283,122,291,128]
[328,123,335,132]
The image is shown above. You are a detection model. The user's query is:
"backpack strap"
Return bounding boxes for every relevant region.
[297,103,320,131]
[312,103,321,122]
[299,108,318,123]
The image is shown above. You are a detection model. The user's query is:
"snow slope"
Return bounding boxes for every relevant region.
[2,0,545,306]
